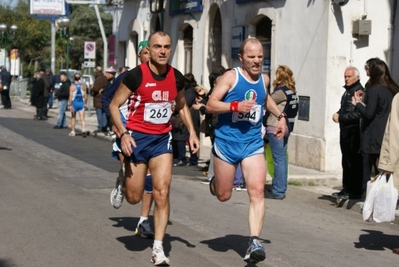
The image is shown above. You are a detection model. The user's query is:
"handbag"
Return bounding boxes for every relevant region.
[362,172,398,223]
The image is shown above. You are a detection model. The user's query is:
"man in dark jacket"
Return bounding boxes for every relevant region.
[54,72,70,129]
[46,68,55,109]
[332,66,364,199]
[0,65,12,109]
[91,66,108,133]
[40,69,50,118]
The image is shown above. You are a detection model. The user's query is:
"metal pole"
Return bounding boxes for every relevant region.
[94,4,108,70]
[51,19,56,74]
[65,35,69,76]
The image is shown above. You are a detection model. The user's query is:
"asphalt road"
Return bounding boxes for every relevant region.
[0,102,398,267]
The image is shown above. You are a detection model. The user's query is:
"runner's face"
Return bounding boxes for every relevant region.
[239,41,263,77]
[138,47,150,63]
[149,34,171,66]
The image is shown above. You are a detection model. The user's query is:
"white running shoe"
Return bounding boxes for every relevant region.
[151,246,170,266]
[68,131,75,136]
[110,175,124,209]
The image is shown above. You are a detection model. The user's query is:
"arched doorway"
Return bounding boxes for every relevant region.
[209,6,222,71]
[256,16,272,75]
[183,25,193,74]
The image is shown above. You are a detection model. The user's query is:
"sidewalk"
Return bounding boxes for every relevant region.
[16,97,399,222]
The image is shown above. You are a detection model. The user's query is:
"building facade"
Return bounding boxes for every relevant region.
[109,0,399,172]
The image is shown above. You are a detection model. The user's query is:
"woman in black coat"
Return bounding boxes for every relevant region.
[352,58,399,189]
[31,72,47,120]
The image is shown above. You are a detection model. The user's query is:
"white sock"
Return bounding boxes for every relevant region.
[137,216,148,228]
[153,240,163,249]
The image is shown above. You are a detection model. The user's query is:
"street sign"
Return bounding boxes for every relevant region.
[66,0,101,3]
[84,41,96,59]
[83,61,95,68]
[231,26,245,59]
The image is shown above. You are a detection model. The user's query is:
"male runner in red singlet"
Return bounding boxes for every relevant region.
[109,31,199,266]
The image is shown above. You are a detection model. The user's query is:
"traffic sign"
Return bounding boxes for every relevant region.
[83,61,95,68]
[84,41,96,59]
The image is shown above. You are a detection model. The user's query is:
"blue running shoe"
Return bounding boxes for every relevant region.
[243,239,266,263]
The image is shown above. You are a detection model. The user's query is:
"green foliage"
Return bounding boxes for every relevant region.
[0,0,113,77]
[67,4,112,71]
[288,181,303,186]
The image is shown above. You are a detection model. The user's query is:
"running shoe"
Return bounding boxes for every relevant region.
[233,184,242,191]
[68,131,75,136]
[82,131,87,138]
[201,178,211,185]
[135,220,154,239]
[209,176,216,196]
[151,246,170,266]
[240,184,247,191]
[243,239,266,263]
[110,171,124,209]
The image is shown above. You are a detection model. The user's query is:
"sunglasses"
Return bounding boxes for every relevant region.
[364,64,369,71]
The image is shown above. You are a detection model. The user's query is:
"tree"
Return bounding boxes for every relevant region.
[0,1,51,76]
[67,4,112,72]
[0,0,112,77]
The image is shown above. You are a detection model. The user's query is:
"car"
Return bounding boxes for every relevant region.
[82,74,94,89]
[59,69,78,81]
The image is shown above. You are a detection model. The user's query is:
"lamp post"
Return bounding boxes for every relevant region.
[57,17,70,77]
[0,23,18,67]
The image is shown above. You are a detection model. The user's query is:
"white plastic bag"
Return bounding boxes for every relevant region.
[362,172,398,223]
[373,173,398,223]
[362,173,383,221]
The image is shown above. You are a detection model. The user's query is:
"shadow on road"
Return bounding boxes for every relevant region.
[201,235,270,261]
[354,229,399,252]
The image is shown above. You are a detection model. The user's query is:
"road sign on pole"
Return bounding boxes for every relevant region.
[84,41,96,59]
[83,61,95,68]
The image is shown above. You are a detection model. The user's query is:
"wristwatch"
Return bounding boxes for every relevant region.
[277,112,287,121]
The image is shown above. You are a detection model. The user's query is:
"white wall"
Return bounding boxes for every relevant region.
[114,0,397,172]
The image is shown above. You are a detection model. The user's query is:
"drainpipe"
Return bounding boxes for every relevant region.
[389,0,398,70]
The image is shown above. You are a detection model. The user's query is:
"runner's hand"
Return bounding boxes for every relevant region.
[121,133,136,156]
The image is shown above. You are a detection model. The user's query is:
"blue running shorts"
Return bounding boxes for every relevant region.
[72,101,84,112]
[126,131,173,164]
[111,138,122,160]
[213,137,264,165]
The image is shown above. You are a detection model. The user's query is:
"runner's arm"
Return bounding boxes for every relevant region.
[110,82,136,155]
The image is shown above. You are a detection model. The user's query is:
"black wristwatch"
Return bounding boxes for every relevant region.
[120,131,130,139]
[277,112,287,121]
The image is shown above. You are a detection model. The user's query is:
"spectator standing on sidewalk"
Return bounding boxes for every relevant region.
[0,65,12,109]
[201,67,226,184]
[109,31,199,266]
[352,58,399,193]
[53,72,70,129]
[172,73,199,166]
[264,65,299,200]
[377,92,399,255]
[331,66,364,199]
[103,67,117,136]
[206,38,286,264]
[91,66,108,133]
[39,69,50,119]
[68,73,87,137]
[46,68,55,110]
[30,72,47,120]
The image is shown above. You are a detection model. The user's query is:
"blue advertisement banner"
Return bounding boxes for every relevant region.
[169,0,203,16]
